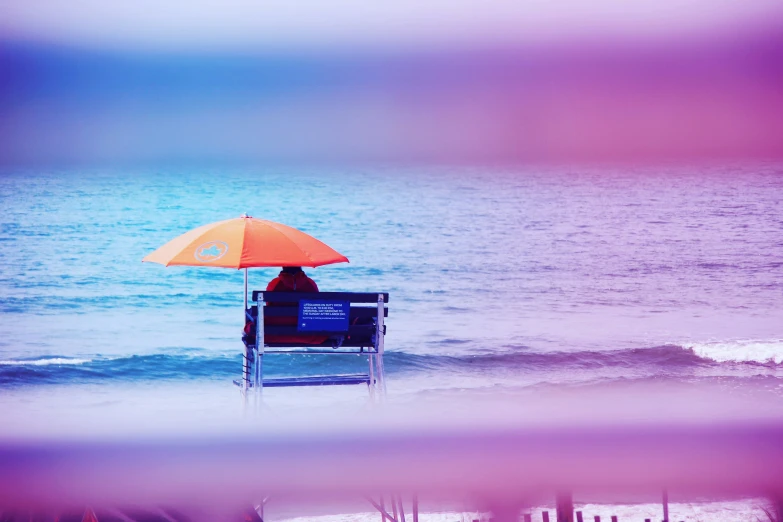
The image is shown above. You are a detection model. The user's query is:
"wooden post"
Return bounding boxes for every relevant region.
[662,490,669,522]
[594,517,600,522]
[397,496,406,522]
[611,517,618,522]
[365,496,396,522]
[557,493,574,522]
[575,512,583,522]
[543,511,550,522]
[768,495,783,522]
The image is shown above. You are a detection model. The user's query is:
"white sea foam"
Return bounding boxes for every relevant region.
[684,340,783,364]
[0,358,93,366]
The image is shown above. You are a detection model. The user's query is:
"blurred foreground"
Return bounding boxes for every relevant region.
[1,1,783,165]
[2,383,783,521]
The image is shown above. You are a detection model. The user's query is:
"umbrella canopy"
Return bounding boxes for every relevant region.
[142,215,349,269]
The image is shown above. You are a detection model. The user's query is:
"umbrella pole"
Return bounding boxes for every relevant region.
[242,268,250,400]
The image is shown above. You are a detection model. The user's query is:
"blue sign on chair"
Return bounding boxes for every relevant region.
[298,301,350,332]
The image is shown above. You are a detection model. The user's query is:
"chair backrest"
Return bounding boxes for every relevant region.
[250,291,389,349]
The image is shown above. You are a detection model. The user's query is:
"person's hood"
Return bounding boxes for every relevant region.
[276,271,309,290]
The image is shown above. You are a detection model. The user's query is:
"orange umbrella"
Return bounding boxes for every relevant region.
[143,214,348,269]
[143,214,349,308]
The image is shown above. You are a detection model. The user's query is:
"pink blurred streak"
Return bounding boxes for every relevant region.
[1,0,782,52]
[0,4,782,164]
[2,384,783,511]
[1,422,782,511]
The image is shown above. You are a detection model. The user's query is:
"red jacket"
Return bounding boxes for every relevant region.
[265,271,319,293]
[263,270,325,345]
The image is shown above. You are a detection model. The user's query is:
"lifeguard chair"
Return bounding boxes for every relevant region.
[237,291,408,522]
[237,291,388,399]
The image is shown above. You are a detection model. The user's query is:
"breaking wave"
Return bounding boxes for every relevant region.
[1,342,780,388]
[683,340,783,365]
[0,357,94,366]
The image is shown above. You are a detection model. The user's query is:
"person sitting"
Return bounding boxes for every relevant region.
[266,266,319,294]
[245,266,327,346]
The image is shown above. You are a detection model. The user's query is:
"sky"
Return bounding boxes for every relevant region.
[2,0,782,52]
[1,0,782,165]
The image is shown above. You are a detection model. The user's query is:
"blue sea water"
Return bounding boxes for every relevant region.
[2,165,783,520]
[1,165,782,395]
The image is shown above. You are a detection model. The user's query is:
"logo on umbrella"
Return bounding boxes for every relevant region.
[194,241,229,262]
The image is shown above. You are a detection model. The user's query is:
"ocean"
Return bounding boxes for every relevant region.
[1,164,783,520]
